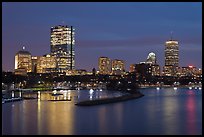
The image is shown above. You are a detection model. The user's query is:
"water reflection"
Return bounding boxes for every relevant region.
[2,88,202,135]
[186,90,196,134]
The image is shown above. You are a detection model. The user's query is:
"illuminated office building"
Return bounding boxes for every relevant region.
[112,59,125,75]
[50,25,75,72]
[130,52,160,76]
[151,64,160,76]
[145,52,160,76]
[129,64,136,73]
[14,47,32,75]
[36,54,56,73]
[133,62,160,81]
[98,57,111,75]
[181,65,201,77]
[163,39,179,76]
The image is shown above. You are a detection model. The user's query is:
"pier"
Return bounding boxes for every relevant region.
[75,92,144,106]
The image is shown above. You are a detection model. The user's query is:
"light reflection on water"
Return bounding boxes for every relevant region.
[2,88,202,135]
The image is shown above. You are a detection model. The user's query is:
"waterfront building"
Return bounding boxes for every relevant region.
[98,57,111,75]
[132,63,160,77]
[130,52,160,76]
[163,65,180,77]
[151,64,160,76]
[181,65,202,77]
[50,25,75,73]
[112,59,125,75]
[14,46,32,75]
[135,63,152,82]
[163,39,179,76]
[36,54,56,73]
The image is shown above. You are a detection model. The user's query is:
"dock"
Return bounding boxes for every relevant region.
[2,97,23,104]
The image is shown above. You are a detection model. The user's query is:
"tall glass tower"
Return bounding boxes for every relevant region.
[50,25,75,72]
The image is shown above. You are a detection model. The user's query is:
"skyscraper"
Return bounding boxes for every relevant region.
[50,25,75,72]
[163,39,179,76]
[164,40,179,66]
[14,46,32,75]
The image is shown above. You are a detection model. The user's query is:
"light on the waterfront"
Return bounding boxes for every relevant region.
[12,91,14,98]
[89,89,94,94]
[68,91,71,100]
[38,91,41,100]
[199,87,202,90]
[53,90,57,94]
[173,87,177,90]
[195,87,197,89]
[89,89,94,100]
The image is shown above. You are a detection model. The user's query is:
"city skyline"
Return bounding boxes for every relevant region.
[2,2,202,72]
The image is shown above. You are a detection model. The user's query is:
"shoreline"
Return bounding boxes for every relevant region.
[75,92,144,106]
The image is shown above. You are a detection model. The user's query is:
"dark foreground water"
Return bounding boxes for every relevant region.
[2,88,202,135]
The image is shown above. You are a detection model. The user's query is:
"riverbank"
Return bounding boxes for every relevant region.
[75,92,144,106]
[2,97,22,104]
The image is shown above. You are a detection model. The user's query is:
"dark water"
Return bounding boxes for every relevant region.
[2,88,202,135]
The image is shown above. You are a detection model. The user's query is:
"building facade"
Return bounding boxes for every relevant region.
[129,64,136,73]
[146,52,157,64]
[50,25,75,72]
[163,40,179,76]
[36,54,56,73]
[98,57,111,75]
[14,47,32,75]
[112,59,125,75]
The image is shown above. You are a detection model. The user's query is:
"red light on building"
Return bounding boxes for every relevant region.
[189,65,193,68]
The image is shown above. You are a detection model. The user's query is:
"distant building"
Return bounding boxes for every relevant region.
[129,64,136,73]
[50,25,75,72]
[31,56,38,73]
[112,59,125,75]
[163,39,179,76]
[36,54,56,73]
[163,65,179,77]
[131,62,160,82]
[135,63,152,82]
[130,52,160,76]
[98,57,111,75]
[146,52,157,64]
[14,46,32,75]
[151,64,160,76]
[181,65,202,77]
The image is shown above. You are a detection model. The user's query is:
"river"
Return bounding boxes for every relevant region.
[2,87,202,135]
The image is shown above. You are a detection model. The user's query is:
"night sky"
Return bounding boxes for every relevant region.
[2,2,202,72]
